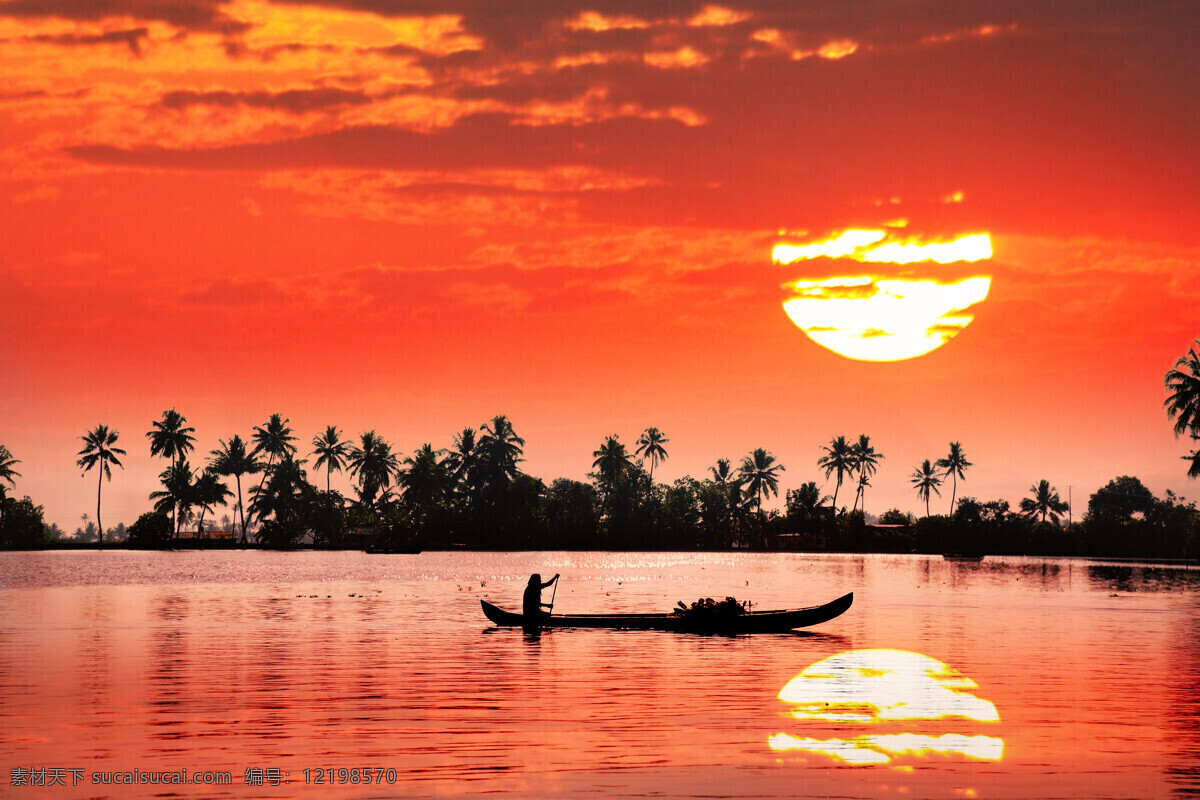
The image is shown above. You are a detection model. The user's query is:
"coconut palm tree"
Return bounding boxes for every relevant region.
[708,458,736,487]
[0,444,20,523]
[77,425,126,543]
[310,425,349,493]
[250,413,298,525]
[592,435,633,495]
[147,409,196,468]
[738,448,784,515]
[150,460,196,536]
[251,413,298,472]
[817,435,855,516]
[910,459,942,518]
[209,435,262,543]
[635,427,669,482]
[249,454,309,526]
[478,415,525,487]
[191,470,232,534]
[147,409,195,530]
[1019,479,1069,525]
[401,443,450,509]
[849,434,883,514]
[348,431,399,510]
[936,441,972,514]
[1166,339,1200,478]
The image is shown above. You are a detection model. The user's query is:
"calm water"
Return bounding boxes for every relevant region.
[1,551,1197,799]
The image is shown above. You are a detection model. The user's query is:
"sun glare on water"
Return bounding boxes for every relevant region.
[774,230,993,361]
[768,649,1004,767]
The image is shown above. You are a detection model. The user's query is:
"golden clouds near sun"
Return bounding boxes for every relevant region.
[774,229,993,361]
[768,649,1004,766]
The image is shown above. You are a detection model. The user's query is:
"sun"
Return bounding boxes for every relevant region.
[774,230,993,361]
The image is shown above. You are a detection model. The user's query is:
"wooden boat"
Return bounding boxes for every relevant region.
[942,554,986,562]
[480,592,853,633]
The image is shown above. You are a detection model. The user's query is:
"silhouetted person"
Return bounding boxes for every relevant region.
[523,573,559,620]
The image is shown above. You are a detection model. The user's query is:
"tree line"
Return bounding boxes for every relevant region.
[1,338,1199,553]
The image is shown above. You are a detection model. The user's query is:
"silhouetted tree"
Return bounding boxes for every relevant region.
[0,444,19,527]
[348,430,398,514]
[192,470,232,533]
[850,435,883,514]
[127,511,172,548]
[310,425,349,493]
[146,409,195,531]
[1021,479,1069,525]
[150,460,195,535]
[209,435,262,543]
[818,435,854,517]
[910,460,942,518]
[0,496,46,548]
[635,427,670,483]
[936,441,972,515]
[77,424,126,544]
[250,413,298,527]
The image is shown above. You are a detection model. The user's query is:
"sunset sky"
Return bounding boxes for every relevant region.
[2,1,1197,531]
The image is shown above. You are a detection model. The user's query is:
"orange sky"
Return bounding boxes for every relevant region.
[2,1,1198,530]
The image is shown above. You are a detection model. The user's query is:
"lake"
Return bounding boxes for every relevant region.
[1,551,1197,798]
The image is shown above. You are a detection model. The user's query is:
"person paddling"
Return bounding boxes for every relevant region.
[523,573,560,621]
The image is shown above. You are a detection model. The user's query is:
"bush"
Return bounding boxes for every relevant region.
[0,497,48,549]
[127,512,173,548]
[673,596,749,619]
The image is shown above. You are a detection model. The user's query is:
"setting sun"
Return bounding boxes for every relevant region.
[775,231,993,361]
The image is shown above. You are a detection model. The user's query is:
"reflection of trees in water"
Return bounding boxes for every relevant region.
[1167,603,1200,797]
[148,594,189,746]
[1086,565,1200,594]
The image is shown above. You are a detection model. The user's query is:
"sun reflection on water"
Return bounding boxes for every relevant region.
[769,649,1004,766]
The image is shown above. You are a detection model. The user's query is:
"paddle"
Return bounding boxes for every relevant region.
[548,575,558,614]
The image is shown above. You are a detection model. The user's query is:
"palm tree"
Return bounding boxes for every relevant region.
[738,448,784,515]
[209,435,262,543]
[401,444,450,509]
[786,481,830,522]
[478,415,525,486]
[0,444,20,523]
[1019,479,1069,525]
[250,413,298,525]
[150,460,196,536]
[147,409,196,468]
[192,470,232,533]
[147,409,196,530]
[592,435,633,495]
[817,435,854,516]
[251,413,298,472]
[77,425,126,543]
[910,459,942,518]
[708,458,736,487]
[1166,339,1200,478]
[849,435,883,514]
[348,431,399,510]
[936,441,972,514]
[249,454,309,525]
[310,425,349,493]
[635,427,669,482]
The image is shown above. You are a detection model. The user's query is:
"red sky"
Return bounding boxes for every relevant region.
[2,1,1197,531]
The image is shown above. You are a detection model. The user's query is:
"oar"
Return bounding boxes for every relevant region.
[548,578,558,614]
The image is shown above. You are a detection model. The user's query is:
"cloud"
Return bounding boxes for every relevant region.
[0,0,247,34]
[159,87,376,113]
[178,278,287,306]
[23,27,149,55]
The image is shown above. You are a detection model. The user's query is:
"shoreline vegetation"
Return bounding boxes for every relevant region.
[2,340,1199,559]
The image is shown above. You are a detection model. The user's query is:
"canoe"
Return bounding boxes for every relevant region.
[480,592,853,633]
[942,554,986,562]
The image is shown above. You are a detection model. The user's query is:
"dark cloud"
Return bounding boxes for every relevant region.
[0,0,248,33]
[160,87,375,113]
[26,27,148,55]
